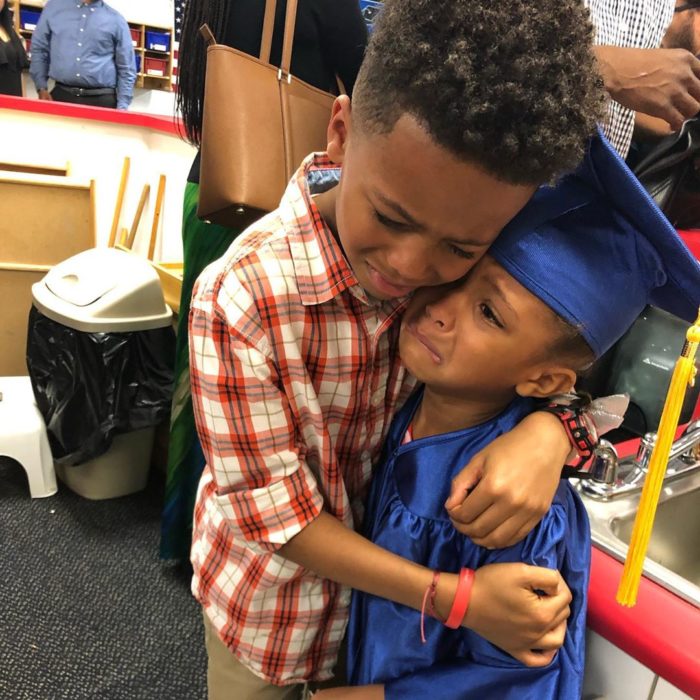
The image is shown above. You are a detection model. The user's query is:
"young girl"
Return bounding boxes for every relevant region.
[316,133,700,699]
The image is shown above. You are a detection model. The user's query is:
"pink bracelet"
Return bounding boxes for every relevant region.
[420,570,441,643]
[444,568,475,629]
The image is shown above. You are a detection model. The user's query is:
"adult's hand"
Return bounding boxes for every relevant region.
[445,411,569,549]
[37,88,53,101]
[594,46,700,130]
[464,563,571,667]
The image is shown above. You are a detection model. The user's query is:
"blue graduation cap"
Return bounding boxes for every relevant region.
[489,129,700,359]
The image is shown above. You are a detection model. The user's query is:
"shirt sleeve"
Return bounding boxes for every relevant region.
[29,5,52,90]
[114,17,136,110]
[188,265,325,555]
[316,0,368,95]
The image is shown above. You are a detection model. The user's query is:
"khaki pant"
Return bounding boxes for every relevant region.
[202,612,306,700]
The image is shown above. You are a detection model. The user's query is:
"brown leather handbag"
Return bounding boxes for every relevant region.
[197,0,338,227]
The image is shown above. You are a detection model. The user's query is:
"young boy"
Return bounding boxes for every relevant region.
[315,134,700,699]
[188,0,605,697]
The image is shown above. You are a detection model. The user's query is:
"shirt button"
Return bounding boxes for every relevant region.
[82,14,86,18]
[76,57,80,61]
[371,391,383,407]
[76,73,80,77]
[80,28,84,32]
[360,451,370,461]
[78,43,82,47]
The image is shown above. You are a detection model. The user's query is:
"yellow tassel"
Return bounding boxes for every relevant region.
[616,309,700,607]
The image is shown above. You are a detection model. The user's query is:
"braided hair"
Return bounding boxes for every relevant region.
[176,0,232,146]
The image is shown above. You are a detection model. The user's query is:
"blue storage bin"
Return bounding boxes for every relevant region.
[20,9,41,30]
[359,0,382,30]
[134,53,141,74]
[145,30,170,53]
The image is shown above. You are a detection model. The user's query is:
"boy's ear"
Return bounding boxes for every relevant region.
[515,365,577,399]
[326,95,352,164]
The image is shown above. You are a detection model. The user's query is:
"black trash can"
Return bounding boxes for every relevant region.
[27,247,175,499]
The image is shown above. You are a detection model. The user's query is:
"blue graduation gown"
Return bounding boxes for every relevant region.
[347,389,590,699]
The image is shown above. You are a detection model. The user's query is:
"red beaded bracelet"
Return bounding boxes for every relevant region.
[420,570,441,643]
[444,568,475,629]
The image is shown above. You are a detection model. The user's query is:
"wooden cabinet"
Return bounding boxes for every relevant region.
[130,23,174,92]
[10,0,174,92]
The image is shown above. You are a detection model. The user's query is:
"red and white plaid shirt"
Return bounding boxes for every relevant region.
[189,153,416,684]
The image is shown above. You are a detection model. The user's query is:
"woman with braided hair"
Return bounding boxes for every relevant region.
[161,0,368,563]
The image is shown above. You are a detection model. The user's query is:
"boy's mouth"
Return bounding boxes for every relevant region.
[366,262,417,298]
[404,322,443,364]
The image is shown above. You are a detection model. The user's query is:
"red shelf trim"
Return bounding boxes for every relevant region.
[0,94,182,137]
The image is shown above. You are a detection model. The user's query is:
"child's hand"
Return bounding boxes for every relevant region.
[445,412,568,548]
[461,562,571,666]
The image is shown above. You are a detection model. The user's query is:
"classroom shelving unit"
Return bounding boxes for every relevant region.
[11,0,174,92]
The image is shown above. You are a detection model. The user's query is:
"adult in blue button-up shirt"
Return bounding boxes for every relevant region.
[29,0,136,110]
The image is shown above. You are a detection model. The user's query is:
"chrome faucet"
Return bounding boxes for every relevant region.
[579,420,700,501]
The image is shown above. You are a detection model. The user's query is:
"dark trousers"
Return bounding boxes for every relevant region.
[51,84,117,109]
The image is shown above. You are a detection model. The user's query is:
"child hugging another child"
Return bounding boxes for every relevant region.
[313,135,700,700]
[188,0,613,698]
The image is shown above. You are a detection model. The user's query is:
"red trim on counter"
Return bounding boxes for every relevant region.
[0,94,182,137]
[588,546,700,697]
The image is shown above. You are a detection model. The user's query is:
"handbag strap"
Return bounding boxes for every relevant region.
[260,0,277,64]
[199,2,277,62]
[280,0,299,77]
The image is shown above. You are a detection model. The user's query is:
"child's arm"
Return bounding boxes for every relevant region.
[280,510,570,664]
[191,276,568,660]
[319,489,587,700]
[445,411,571,548]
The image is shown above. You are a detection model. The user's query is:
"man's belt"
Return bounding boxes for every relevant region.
[55,83,116,97]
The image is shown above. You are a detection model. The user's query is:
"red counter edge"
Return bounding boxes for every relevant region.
[0,94,182,137]
[588,547,700,697]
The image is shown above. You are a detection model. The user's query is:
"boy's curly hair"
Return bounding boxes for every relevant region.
[353,0,606,185]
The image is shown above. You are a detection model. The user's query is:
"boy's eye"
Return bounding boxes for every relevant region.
[479,303,504,329]
[449,245,475,260]
[373,209,408,230]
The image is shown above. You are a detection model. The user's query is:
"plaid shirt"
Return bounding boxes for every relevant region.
[585,0,674,158]
[189,154,415,684]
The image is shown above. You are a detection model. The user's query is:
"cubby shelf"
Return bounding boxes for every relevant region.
[12,0,174,92]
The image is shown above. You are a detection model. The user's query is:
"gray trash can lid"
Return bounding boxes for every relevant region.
[32,247,173,332]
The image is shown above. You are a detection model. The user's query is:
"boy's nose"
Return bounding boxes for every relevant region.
[424,296,455,332]
[384,243,439,286]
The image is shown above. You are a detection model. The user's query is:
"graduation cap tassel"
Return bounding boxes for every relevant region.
[616,309,700,607]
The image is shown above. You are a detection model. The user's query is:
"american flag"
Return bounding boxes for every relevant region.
[172,0,186,86]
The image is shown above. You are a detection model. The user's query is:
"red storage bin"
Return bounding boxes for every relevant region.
[144,57,167,77]
[130,28,141,47]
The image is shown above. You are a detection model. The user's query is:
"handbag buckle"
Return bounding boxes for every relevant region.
[277,68,292,85]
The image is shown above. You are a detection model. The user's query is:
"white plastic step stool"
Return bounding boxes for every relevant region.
[0,376,57,498]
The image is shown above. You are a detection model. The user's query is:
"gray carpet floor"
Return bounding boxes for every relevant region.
[0,457,206,700]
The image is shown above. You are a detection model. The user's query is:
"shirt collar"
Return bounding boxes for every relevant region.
[279,153,410,321]
[279,153,361,306]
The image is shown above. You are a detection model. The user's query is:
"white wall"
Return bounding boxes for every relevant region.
[28,0,174,29]
[0,106,195,262]
[106,0,173,29]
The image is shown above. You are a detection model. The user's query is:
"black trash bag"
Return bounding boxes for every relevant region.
[26,306,175,466]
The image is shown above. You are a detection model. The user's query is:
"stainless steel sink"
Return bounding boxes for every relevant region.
[580,467,700,608]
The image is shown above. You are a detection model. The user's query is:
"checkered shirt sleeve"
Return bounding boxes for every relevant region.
[188,154,413,684]
[585,0,675,157]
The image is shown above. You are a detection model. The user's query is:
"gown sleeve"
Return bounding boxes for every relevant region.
[384,483,590,700]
